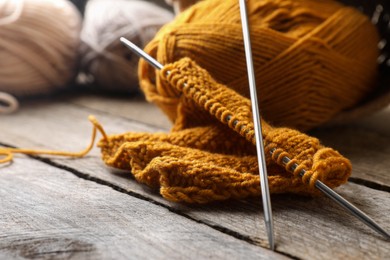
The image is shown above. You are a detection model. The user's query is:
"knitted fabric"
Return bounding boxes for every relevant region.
[98,58,351,203]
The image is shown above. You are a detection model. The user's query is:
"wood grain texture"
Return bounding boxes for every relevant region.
[0,158,283,259]
[1,97,389,259]
[70,94,172,130]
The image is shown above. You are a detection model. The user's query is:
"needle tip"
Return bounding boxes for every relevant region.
[119,37,128,45]
[270,241,275,251]
[265,220,275,250]
[119,37,163,70]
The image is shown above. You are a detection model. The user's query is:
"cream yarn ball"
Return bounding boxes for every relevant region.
[0,0,82,100]
[79,0,173,93]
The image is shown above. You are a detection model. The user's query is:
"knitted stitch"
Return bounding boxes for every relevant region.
[98,58,351,203]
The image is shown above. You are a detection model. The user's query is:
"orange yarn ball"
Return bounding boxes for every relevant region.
[139,0,379,130]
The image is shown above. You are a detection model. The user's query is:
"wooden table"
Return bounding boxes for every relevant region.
[0,93,389,259]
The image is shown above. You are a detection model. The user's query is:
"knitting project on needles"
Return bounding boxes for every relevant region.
[97,57,352,203]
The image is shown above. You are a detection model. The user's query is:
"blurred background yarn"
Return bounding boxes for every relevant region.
[165,0,199,13]
[0,0,82,113]
[78,0,174,94]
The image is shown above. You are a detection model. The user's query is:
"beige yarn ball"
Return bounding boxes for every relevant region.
[79,0,173,93]
[0,0,82,98]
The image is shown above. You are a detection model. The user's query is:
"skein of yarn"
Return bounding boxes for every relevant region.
[140,0,379,131]
[79,0,173,93]
[0,0,82,113]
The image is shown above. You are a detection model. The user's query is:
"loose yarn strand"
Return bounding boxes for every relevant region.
[0,116,108,164]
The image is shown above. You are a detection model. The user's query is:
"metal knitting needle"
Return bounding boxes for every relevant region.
[120,37,163,70]
[238,0,274,250]
[119,37,390,241]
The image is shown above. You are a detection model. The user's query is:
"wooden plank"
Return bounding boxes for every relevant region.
[1,98,390,259]
[70,94,390,135]
[69,93,172,130]
[0,158,283,259]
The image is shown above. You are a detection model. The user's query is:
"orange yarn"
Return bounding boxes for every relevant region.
[139,0,379,131]
[0,116,106,164]
[97,58,351,203]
